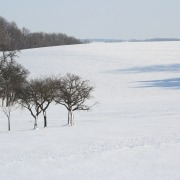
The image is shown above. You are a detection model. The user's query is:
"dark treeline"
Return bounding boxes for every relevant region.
[0,16,82,51]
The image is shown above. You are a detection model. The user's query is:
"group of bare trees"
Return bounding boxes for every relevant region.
[0,16,82,51]
[0,50,94,131]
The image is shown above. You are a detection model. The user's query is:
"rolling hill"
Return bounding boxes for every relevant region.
[0,42,180,179]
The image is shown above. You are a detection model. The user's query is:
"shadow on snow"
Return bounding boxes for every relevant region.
[108,63,180,74]
[135,77,180,89]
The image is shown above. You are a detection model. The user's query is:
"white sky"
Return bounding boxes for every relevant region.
[0,0,180,39]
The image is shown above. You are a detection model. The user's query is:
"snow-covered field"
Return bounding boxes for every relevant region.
[0,42,180,179]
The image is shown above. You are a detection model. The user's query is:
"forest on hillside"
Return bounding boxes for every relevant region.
[0,16,82,51]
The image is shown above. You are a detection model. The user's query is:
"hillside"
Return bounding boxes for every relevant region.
[0,42,180,179]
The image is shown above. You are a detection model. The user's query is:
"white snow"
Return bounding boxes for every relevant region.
[0,42,180,179]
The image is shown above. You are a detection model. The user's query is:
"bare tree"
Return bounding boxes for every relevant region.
[0,60,29,131]
[31,77,56,128]
[0,42,19,75]
[54,74,95,126]
[17,81,43,129]
[17,77,55,129]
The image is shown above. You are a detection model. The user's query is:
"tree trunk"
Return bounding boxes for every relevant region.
[34,115,38,129]
[68,110,71,125]
[8,116,10,131]
[43,111,47,128]
[71,111,74,126]
[70,110,74,126]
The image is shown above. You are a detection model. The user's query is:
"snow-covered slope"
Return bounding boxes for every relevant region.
[0,42,180,179]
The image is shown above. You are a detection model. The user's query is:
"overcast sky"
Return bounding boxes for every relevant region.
[0,0,180,39]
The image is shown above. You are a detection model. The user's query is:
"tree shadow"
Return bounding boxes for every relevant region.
[110,63,180,74]
[136,78,180,89]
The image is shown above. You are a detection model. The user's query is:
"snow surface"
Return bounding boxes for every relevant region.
[0,42,180,179]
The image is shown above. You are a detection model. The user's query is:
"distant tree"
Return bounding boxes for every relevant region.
[0,16,82,51]
[21,27,31,48]
[54,74,95,126]
[0,17,8,47]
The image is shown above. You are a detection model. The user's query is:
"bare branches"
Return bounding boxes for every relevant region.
[0,52,29,131]
[0,48,96,130]
[54,73,95,125]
